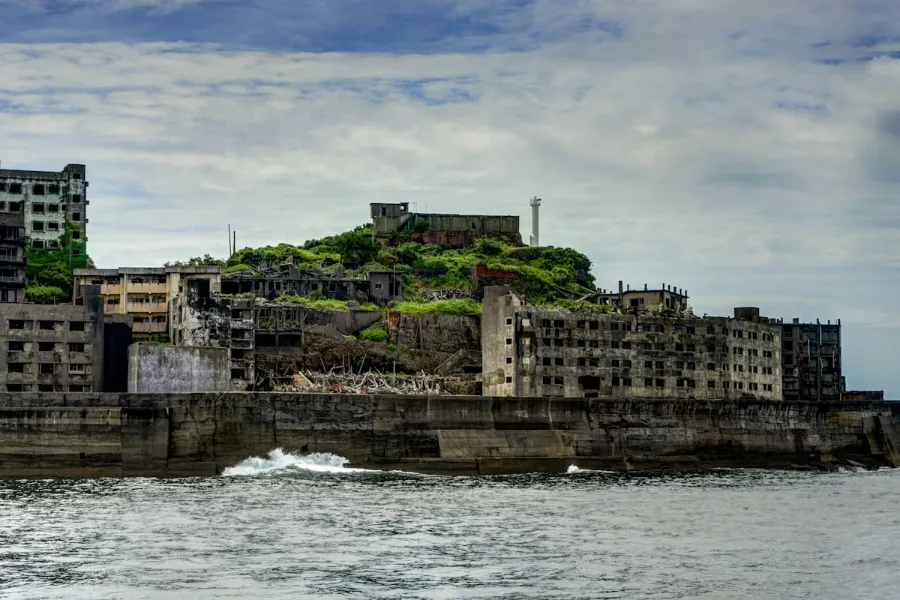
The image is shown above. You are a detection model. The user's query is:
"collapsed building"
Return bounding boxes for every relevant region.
[482,286,783,400]
[221,263,402,306]
[370,202,522,247]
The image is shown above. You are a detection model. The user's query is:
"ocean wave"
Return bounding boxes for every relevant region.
[222,449,371,476]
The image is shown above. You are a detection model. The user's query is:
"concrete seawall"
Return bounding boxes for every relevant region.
[0,393,898,477]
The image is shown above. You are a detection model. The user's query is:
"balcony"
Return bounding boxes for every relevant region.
[126,302,168,314]
[133,321,168,334]
[100,283,122,296]
[127,282,167,294]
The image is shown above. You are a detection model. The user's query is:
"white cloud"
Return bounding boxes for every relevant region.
[0,0,898,393]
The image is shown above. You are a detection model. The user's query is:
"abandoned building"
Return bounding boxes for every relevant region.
[781,318,842,402]
[370,202,522,247]
[482,286,782,400]
[0,162,88,251]
[221,265,401,306]
[0,288,131,392]
[73,266,222,341]
[0,206,27,303]
[591,282,691,313]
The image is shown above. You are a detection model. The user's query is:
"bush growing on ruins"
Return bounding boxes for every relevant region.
[359,327,389,343]
[392,299,482,316]
[24,284,68,304]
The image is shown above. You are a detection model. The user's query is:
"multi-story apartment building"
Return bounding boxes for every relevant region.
[781,318,841,402]
[482,286,782,400]
[0,162,88,252]
[592,282,690,313]
[0,207,27,303]
[73,266,222,341]
[0,294,106,392]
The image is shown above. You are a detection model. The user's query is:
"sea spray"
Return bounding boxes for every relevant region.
[222,449,368,476]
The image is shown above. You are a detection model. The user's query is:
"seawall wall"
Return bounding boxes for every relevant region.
[0,393,897,477]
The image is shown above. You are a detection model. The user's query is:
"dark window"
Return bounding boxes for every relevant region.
[655,360,664,369]
[577,320,586,328]
[541,319,551,328]
[39,320,55,330]
[687,327,695,334]
[72,231,81,240]
[505,357,512,364]
[230,369,245,380]
[39,363,54,374]
[644,378,653,386]
[707,362,715,370]
[32,222,44,232]
[612,359,620,367]
[8,363,24,373]
[506,318,513,325]
[8,183,22,194]
[505,338,512,345]
[9,320,25,329]
[655,378,665,388]
[576,340,585,348]
[505,376,512,383]
[6,384,22,392]
[610,341,619,349]
[542,376,551,384]
[70,321,85,332]
[623,360,632,368]
[677,379,685,388]
[32,240,44,249]
[72,212,81,221]
[687,362,695,370]
[687,344,696,352]
[555,357,564,366]
[48,184,60,194]
[644,361,652,369]
[622,341,632,349]
[612,376,620,386]
[553,320,564,328]
[589,321,599,330]
[577,358,586,367]
[38,342,54,352]
[69,342,85,353]
[542,357,551,366]
[33,202,45,213]
[8,341,24,351]
[73,173,82,180]
[707,326,715,335]
[623,378,633,386]
[38,384,54,392]
[554,376,564,385]
[33,184,45,195]
[675,343,684,352]
[708,380,716,389]
[687,380,696,388]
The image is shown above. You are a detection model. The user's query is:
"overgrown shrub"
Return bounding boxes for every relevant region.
[359,327,389,343]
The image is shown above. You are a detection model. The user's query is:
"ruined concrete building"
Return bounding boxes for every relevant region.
[0,162,88,251]
[482,287,782,400]
[592,282,691,313]
[0,288,131,392]
[370,202,522,247]
[782,318,842,402]
[221,264,401,306]
[0,207,26,303]
[73,266,222,341]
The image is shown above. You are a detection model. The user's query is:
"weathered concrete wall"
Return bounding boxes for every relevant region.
[386,312,481,354]
[127,344,229,393]
[0,393,897,477]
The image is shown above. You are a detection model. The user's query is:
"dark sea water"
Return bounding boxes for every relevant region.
[1,451,898,600]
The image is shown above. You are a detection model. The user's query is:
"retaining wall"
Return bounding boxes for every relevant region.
[0,393,897,477]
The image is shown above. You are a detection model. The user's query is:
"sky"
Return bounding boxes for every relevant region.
[0,0,898,396]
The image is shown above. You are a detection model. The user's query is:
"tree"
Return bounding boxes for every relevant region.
[164,254,224,267]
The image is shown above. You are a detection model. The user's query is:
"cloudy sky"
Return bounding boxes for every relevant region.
[1,0,898,395]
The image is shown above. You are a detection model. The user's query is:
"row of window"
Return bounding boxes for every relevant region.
[6,384,90,392]
[542,377,777,391]
[7,341,86,352]
[731,364,775,375]
[32,239,81,251]
[7,362,88,374]
[0,176,82,196]
[8,319,87,331]
[537,317,777,339]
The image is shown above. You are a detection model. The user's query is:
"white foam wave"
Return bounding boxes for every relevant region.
[566,464,614,474]
[222,449,370,476]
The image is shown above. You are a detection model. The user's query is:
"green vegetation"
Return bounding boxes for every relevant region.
[358,327,389,343]
[392,298,483,316]
[164,254,224,267]
[25,221,90,304]
[172,222,597,314]
[275,294,378,311]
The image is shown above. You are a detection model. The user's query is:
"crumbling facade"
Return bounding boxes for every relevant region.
[221,265,401,306]
[781,318,842,402]
[482,287,782,400]
[0,207,27,303]
[73,266,222,341]
[170,277,255,390]
[370,202,522,247]
[0,294,107,392]
[0,162,88,251]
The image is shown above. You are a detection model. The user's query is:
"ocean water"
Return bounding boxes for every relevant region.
[1,451,899,600]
